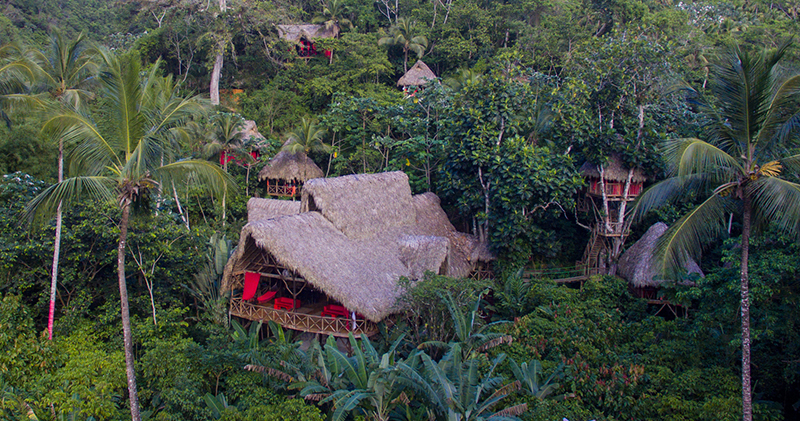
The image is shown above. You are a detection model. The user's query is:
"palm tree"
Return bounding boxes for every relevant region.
[313,0,352,38]
[634,42,800,421]
[24,51,233,421]
[34,31,100,341]
[204,112,245,172]
[0,42,42,126]
[378,18,428,72]
[282,117,331,155]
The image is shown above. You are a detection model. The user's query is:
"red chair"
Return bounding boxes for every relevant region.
[242,272,260,301]
[275,297,301,310]
[256,290,277,304]
[322,304,348,318]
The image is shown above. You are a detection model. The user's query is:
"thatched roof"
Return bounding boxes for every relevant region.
[617,222,703,288]
[580,155,647,182]
[301,172,416,240]
[258,151,324,183]
[247,198,301,222]
[237,120,266,143]
[411,192,493,277]
[234,212,417,321]
[224,171,493,322]
[277,24,337,42]
[397,60,437,86]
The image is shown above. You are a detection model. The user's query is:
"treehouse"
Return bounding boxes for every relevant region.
[277,24,335,58]
[579,155,647,200]
[397,60,437,96]
[221,172,493,337]
[258,151,324,198]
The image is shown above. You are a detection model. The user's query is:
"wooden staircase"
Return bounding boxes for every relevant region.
[582,228,606,274]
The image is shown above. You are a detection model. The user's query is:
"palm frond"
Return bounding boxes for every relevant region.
[631,174,703,222]
[654,193,733,278]
[750,176,800,238]
[157,159,236,200]
[22,176,115,225]
[666,138,742,179]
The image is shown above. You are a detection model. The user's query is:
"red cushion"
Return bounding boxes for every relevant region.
[256,290,277,303]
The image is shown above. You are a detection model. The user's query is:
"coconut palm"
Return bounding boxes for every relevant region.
[633,42,800,421]
[313,0,353,38]
[378,18,428,72]
[33,31,100,340]
[24,51,232,421]
[282,117,331,155]
[204,112,245,172]
[0,42,42,126]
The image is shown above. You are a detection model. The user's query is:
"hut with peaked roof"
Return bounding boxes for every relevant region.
[618,222,702,299]
[222,171,492,337]
[397,60,437,87]
[277,24,337,58]
[258,151,324,198]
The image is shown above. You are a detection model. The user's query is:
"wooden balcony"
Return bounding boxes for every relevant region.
[230,298,379,337]
[266,183,300,197]
[586,181,642,200]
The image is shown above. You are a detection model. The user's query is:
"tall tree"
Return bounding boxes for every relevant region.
[34,31,99,340]
[634,42,800,421]
[282,117,331,155]
[378,18,428,72]
[24,51,233,421]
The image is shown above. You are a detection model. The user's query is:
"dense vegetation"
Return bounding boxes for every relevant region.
[1,0,800,419]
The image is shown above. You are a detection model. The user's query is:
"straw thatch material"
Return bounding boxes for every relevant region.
[237,120,266,142]
[224,171,494,323]
[258,151,324,183]
[247,198,301,222]
[580,154,647,182]
[618,222,703,288]
[397,60,437,86]
[277,24,337,42]
[411,192,493,277]
[235,212,413,321]
[397,235,449,280]
[301,172,416,240]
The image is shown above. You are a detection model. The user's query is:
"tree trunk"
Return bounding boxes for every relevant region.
[740,194,752,421]
[210,51,223,105]
[48,139,65,340]
[118,200,142,421]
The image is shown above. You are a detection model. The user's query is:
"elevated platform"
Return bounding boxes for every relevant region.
[230,298,379,337]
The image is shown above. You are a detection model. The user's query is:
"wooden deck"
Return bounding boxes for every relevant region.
[230,298,379,337]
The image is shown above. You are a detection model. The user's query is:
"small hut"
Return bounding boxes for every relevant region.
[397,60,437,88]
[258,151,324,198]
[222,171,492,337]
[618,222,703,299]
[277,24,337,58]
[580,155,647,199]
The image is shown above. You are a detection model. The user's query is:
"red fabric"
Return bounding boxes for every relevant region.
[242,272,260,301]
[275,297,301,310]
[256,290,277,303]
[324,50,332,58]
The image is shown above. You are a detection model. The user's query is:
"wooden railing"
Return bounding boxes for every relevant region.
[266,184,299,197]
[523,264,603,283]
[230,298,378,337]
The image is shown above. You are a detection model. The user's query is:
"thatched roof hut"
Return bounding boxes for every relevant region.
[247,198,301,222]
[277,24,337,42]
[397,60,437,87]
[579,154,647,183]
[224,171,491,323]
[258,151,324,183]
[237,120,266,143]
[618,222,703,288]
